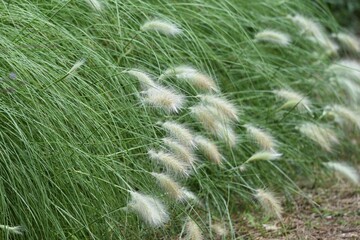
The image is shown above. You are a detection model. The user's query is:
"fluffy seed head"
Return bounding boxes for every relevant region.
[0,225,25,235]
[324,105,360,130]
[161,121,195,147]
[123,69,156,89]
[190,104,220,131]
[66,59,86,78]
[324,162,359,185]
[159,65,197,81]
[85,0,103,11]
[337,78,360,103]
[163,138,196,164]
[151,172,185,200]
[255,29,291,46]
[127,191,169,227]
[327,59,360,82]
[298,122,339,152]
[140,19,182,36]
[194,136,223,164]
[184,218,203,240]
[289,14,338,54]
[273,89,312,113]
[177,71,219,92]
[333,33,360,52]
[142,85,185,113]
[244,124,277,150]
[247,150,282,162]
[211,223,228,237]
[148,150,190,176]
[254,189,283,219]
[199,95,239,122]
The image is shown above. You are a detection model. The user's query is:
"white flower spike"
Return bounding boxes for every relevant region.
[141,19,182,36]
[127,191,169,227]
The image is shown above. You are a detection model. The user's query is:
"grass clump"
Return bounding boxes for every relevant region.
[0,0,359,239]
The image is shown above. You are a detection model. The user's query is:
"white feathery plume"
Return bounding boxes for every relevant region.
[162,138,197,165]
[199,95,239,122]
[161,121,195,148]
[244,124,277,150]
[66,59,85,78]
[123,69,156,89]
[159,65,197,81]
[211,223,228,238]
[254,29,291,46]
[142,85,185,113]
[273,89,312,113]
[298,122,339,152]
[247,150,282,162]
[338,78,360,103]
[176,71,219,92]
[182,190,200,204]
[140,19,182,36]
[190,104,221,131]
[127,191,169,227]
[190,105,237,147]
[215,123,237,147]
[289,14,338,54]
[183,218,203,240]
[149,150,190,176]
[85,0,103,11]
[0,225,25,235]
[254,189,283,219]
[151,172,187,200]
[160,66,219,92]
[333,33,360,52]
[194,136,223,164]
[324,162,359,185]
[327,59,360,82]
[323,105,360,130]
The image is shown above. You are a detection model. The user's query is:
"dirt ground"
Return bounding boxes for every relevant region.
[235,179,360,239]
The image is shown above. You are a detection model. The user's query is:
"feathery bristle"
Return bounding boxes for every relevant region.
[327,59,360,82]
[244,124,277,150]
[324,105,360,130]
[66,59,86,78]
[190,104,220,131]
[254,189,283,219]
[289,14,338,54]
[211,223,228,238]
[0,225,25,235]
[216,123,237,147]
[127,191,169,227]
[161,121,195,147]
[163,138,196,164]
[298,122,339,152]
[159,65,197,81]
[151,172,185,200]
[85,0,103,11]
[324,162,360,185]
[148,150,190,176]
[247,150,282,162]
[184,218,203,240]
[338,78,360,103]
[255,29,291,46]
[199,95,239,122]
[333,33,360,52]
[123,69,156,89]
[273,89,312,113]
[182,189,199,203]
[194,136,223,164]
[177,71,219,92]
[140,19,182,36]
[142,85,185,113]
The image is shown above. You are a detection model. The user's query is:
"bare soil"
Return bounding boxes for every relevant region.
[235,179,360,239]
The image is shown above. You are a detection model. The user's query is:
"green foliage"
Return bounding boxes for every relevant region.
[0,0,358,239]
